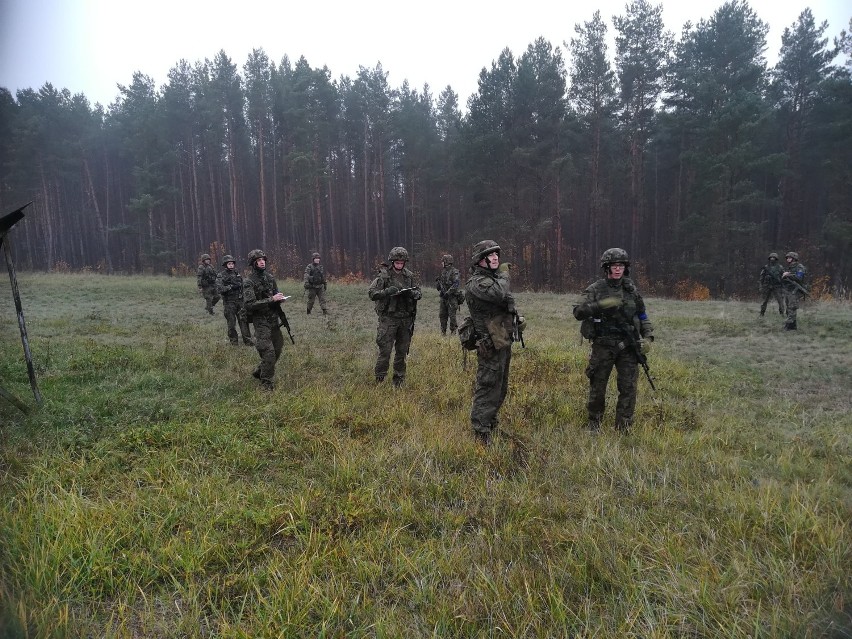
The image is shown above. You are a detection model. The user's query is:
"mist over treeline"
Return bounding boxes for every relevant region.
[1,2,850,295]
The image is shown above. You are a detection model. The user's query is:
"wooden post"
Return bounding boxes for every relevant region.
[1,204,42,407]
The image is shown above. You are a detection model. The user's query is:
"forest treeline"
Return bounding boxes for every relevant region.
[1,0,850,295]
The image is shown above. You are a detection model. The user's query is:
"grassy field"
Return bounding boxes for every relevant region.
[1,273,850,638]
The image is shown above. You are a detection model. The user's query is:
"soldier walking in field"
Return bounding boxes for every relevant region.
[573,248,654,433]
[368,246,422,387]
[781,251,808,331]
[243,249,287,391]
[303,252,329,315]
[216,255,253,346]
[436,254,463,335]
[196,253,220,315]
[759,252,785,317]
[465,240,525,446]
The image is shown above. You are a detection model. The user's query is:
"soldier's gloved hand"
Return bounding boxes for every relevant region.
[639,339,651,355]
[497,262,512,273]
[598,297,622,310]
[517,315,527,332]
[384,286,400,297]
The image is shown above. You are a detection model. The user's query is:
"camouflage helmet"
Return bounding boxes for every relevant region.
[311,252,321,260]
[222,254,235,266]
[442,254,454,266]
[387,246,409,263]
[600,247,630,268]
[785,251,799,261]
[768,252,779,260]
[471,240,500,266]
[200,253,211,261]
[247,249,267,265]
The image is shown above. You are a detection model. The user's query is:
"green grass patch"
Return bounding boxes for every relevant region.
[1,274,850,637]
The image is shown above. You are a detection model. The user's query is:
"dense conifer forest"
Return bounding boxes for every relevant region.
[1,1,850,295]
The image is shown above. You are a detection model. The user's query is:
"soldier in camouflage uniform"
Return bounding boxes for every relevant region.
[465,240,525,446]
[573,248,654,433]
[216,255,253,346]
[781,251,807,331]
[196,253,220,315]
[243,249,287,391]
[368,246,422,387]
[436,254,463,335]
[758,252,785,317]
[303,252,329,315]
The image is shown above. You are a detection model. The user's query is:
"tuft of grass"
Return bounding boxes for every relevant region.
[1,273,850,637]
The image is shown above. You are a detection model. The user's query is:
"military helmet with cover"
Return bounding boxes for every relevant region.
[200,253,211,261]
[600,247,630,267]
[222,254,235,266]
[442,254,454,266]
[312,252,321,260]
[768,252,779,260]
[247,249,267,265]
[785,251,799,261]
[470,240,500,266]
[387,246,409,263]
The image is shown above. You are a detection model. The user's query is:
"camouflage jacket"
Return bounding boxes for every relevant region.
[244,268,282,323]
[435,266,461,297]
[573,277,653,341]
[368,265,422,318]
[759,262,784,289]
[303,263,326,288]
[782,261,807,292]
[196,263,217,289]
[465,266,517,348]
[216,268,245,303]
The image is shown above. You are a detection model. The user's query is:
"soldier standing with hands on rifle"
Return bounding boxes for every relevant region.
[573,248,654,433]
[216,255,254,346]
[436,254,463,335]
[758,252,785,317]
[196,253,220,315]
[368,246,422,388]
[243,249,288,391]
[303,252,329,315]
[781,251,808,331]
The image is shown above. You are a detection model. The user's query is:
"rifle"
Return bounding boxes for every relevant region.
[274,295,295,344]
[512,313,525,348]
[619,323,655,391]
[782,273,810,297]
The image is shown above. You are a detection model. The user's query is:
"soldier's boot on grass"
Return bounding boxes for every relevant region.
[585,417,601,433]
[322,309,328,315]
[784,321,797,331]
[473,430,492,447]
[615,417,632,433]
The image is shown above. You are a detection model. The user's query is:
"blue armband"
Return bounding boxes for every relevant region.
[638,312,649,321]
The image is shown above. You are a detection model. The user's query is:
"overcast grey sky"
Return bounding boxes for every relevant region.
[0,0,848,109]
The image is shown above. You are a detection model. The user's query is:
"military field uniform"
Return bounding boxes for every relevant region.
[436,255,463,335]
[573,248,653,432]
[465,240,523,444]
[782,251,807,331]
[196,254,220,314]
[368,247,422,386]
[759,253,785,316]
[243,250,285,390]
[216,255,253,345]
[303,253,328,315]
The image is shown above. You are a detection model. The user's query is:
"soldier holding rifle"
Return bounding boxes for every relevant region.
[244,249,288,391]
[573,248,654,433]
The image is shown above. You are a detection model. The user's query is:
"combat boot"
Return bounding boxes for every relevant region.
[322,308,328,315]
[784,322,797,331]
[615,418,632,433]
[473,430,492,446]
[585,418,601,433]
[306,308,311,315]
[260,380,274,391]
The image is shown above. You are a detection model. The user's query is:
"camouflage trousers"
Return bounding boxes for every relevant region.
[784,289,804,327]
[760,286,784,315]
[470,344,512,436]
[201,287,220,313]
[223,299,252,344]
[586,339,639,427]
[375,315,413,382]
[306,286,328,313]
[252,318,284,385]
[439,295,460,333]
